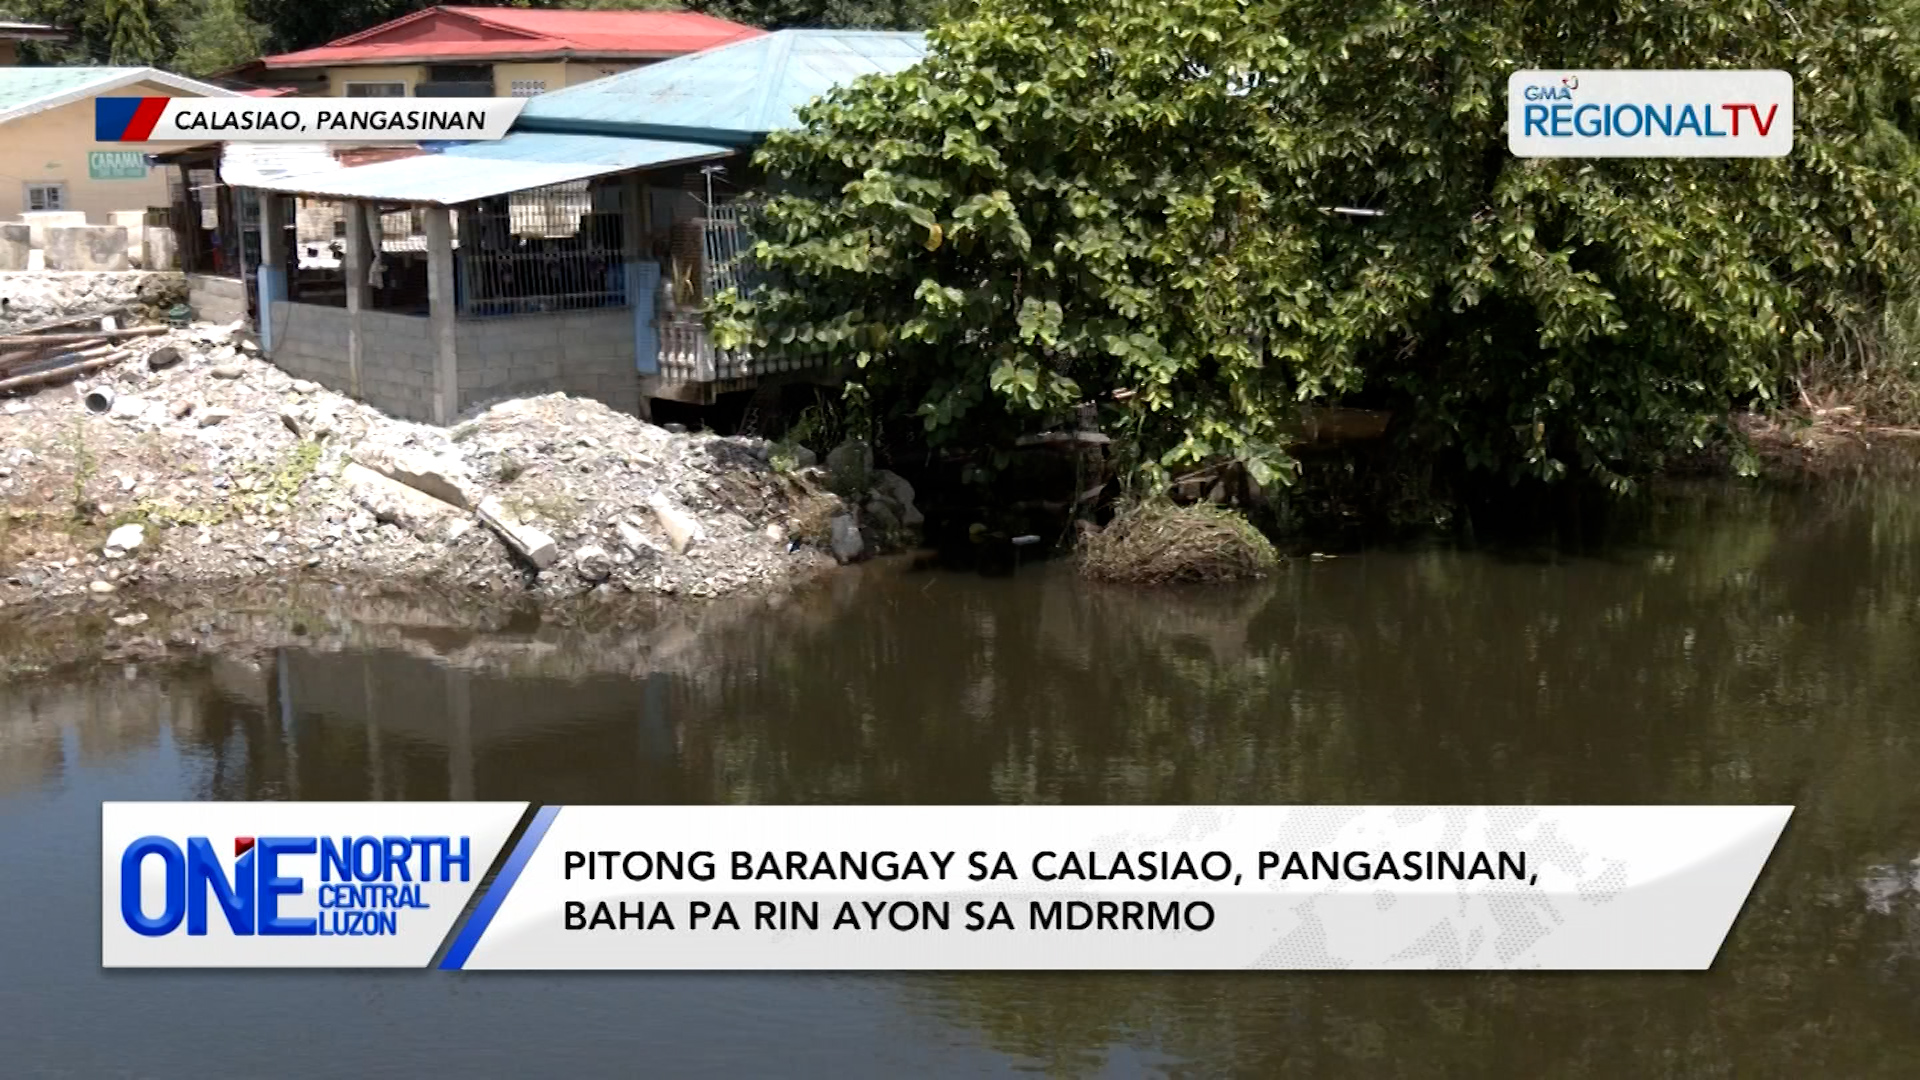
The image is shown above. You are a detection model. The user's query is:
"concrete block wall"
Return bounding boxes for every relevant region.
[43,226,130,271]
[269,300,352,389]
[270,302,438,423]
[454,308,637,416]
[358,310,440,422]
[187,274,246,323]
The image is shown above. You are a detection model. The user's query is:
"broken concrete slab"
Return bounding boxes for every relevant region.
[355,444,479,510]
[647,492,705,555]
[342,462,460,541]
[477,496,559,569]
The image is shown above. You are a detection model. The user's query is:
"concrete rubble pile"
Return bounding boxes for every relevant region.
[0,316,929,608]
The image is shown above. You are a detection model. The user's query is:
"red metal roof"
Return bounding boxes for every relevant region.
[262,6,762,69]
[240,86,296,97]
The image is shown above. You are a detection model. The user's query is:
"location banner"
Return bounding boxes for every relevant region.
[104,804,1791,971]
[94,97,525,143]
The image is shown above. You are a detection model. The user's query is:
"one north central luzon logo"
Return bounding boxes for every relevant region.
[119,834,470,938]
[1521,79,1781,140]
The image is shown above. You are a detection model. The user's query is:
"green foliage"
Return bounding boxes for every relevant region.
[685,0,951,28]
[712,0,1920,492]
[560,0,690,10]
[98,0,165,63]
[172,0,269,76]
[66,419,97,521]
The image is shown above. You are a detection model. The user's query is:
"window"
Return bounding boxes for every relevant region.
[345,82,407,98]
[24,182,66,211]
[429,65,491,83]
[510,80,547,98]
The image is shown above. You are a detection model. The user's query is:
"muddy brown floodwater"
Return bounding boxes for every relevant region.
[3,477,1919,1077]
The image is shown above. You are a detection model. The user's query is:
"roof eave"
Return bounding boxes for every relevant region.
[512,115,766,149]
[263,46,708,69]
[0,67,238,126]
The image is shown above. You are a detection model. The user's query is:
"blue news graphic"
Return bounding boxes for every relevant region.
[118,834,471,938]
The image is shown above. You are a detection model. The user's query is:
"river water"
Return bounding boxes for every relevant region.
[4,478,1919,1077]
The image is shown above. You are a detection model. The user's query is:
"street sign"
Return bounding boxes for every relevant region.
[88,150,149,179]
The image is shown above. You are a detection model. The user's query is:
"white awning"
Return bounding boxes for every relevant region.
[227,133,732,205]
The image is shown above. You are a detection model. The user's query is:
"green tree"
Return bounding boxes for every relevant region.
[686,1,949,28]
[173,0,269,75]
[712,0,1920,492]
[96,0,168,63]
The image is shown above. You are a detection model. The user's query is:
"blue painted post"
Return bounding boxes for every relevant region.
[255,192,287,354]
[632,262,660,375]
[624,176,660,375]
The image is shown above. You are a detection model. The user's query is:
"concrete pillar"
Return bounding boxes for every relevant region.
[144,225,179,271]
[0,223,27,270]
[108,210,147,266]
[344,200,372,399]
[256,192,288,353]
[424,205,459,425]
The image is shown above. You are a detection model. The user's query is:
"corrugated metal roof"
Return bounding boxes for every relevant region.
[0,67,236,125]
[235,132,730,204]
[0,20,67,39]
[264,6,760,68]
[516,29,927,145]
[221,143,348,186]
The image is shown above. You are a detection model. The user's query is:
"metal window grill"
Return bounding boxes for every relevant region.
[377,207,428,253]
[456,181,626,318]
[169,169,217,231]
[655,202,815,381]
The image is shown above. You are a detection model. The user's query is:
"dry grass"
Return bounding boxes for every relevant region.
[1078,501,1279,585]
[1796,303,1920,428]
[790,489,843,545]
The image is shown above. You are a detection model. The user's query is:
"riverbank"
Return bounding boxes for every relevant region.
[1,319,929,627]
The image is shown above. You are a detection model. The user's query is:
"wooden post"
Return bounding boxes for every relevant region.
[343,200,371,399]
[424,204,459,425]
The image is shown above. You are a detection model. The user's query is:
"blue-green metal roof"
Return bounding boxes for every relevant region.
[515,29,927,146]
[238,133,731,204]
[0,66,234,125]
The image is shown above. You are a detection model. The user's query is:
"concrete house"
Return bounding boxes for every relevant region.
[240,6,762,100]
[0,67,235,226]
[228,30,928,426]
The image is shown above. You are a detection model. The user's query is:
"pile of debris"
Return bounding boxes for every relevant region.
[0,313,928,610]
[0,271,186,332]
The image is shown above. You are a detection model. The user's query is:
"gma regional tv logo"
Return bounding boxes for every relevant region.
[103,802,525,968]
[1508,70,1793,158]
[118,833,471,937]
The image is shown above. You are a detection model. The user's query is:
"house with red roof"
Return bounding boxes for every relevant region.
[242,6,762,100]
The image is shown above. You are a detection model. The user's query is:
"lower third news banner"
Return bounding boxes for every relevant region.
[103,804,1791,971]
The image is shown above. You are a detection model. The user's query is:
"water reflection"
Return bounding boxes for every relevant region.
[3,479,1920,1076]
